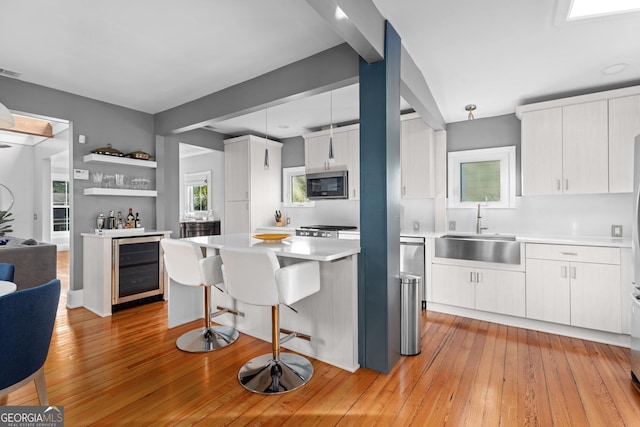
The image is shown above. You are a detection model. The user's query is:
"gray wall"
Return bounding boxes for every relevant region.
[281,136,305,167]
[0,76,155,291]
[157,129,226,239]
[446,113,522,196]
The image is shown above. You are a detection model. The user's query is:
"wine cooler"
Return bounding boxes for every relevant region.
[112,235,164,306]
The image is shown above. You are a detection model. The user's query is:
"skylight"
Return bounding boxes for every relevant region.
[568,0,640,20]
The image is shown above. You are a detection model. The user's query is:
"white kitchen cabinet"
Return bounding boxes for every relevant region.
[609,94,640,193]
[525,258,571,324]
[223,135,282,234]
[562,100,609,194]
[525,243,621,333]
[518,85,640,196]
[521,108,563,195]
[401,115,435,198]
[304,124,359,200]
[224,139,250,202]
[521,101,608,195]
[431,263,525,317]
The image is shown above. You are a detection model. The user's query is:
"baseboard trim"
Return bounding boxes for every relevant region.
[427,302,631,348]
[66,289,84,308]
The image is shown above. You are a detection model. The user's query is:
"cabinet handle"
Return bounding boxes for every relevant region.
[353,189,356,198]
[571,267,576,279]
[565,179,569,191]
[560,252,578,256]
[561,266,567,278]
[402,186,406,196]
[476,272,482,283]
[470,272,474,283]
[556,179,561,191]
[245,191,248,199]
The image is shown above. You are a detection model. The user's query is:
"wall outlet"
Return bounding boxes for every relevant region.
[413,221,420,231]
[611,224,623,238]
[449,220,456,231]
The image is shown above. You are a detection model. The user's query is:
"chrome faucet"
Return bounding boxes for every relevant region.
[476,203,488,234]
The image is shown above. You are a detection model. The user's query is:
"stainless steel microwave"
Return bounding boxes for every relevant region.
[306,170,349,199]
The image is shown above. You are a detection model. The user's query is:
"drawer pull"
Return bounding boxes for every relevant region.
[561,266,567,278]
[560,252,578,256]
[571,267,577,279]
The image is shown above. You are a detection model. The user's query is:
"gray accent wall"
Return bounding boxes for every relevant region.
[446,113,522,196]
[0,76,155,292]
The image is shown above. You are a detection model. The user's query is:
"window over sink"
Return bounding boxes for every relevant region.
[448,146,516,209]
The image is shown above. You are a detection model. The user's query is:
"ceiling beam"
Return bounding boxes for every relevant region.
[400,46,445,130]
[304,0,385,63]
[154,43,359,136]
[307,0,445,130]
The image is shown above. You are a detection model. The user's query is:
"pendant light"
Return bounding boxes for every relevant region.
[0,102,15,128]
[465,104,476,120]
[263,108,270,171]
[328,90,335,162]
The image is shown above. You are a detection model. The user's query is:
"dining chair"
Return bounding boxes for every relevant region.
[0,279,60,405]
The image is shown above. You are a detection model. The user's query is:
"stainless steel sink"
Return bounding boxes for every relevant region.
[435,234,521,264]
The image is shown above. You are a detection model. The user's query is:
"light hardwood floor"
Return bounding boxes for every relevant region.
[2,252,640,425]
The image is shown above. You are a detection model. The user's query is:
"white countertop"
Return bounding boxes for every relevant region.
[81,229,172,238]
[184,233,361,262]
[342,229,631,248]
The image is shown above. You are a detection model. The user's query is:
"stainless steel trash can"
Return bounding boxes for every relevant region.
[400,273,421,356]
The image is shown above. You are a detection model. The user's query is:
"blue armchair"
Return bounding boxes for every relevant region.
[0,279,60,405]
[0,263,14,281]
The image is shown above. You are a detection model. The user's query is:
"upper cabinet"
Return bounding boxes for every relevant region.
[517,85,640,195]
[304,124,360,200]
[561,100,609,194]
[609,94,640,193]
[223,135,282,234]
[401,115,435,198]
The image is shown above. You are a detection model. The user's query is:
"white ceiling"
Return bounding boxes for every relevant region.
[1,0,640,136]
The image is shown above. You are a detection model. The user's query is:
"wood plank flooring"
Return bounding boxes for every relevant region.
[2,251,640,425]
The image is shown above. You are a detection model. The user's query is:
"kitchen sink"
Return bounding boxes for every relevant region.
[435,234,521,264]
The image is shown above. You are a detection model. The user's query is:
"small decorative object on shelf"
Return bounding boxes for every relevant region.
[91,143,124,157]
[126,149,152,160]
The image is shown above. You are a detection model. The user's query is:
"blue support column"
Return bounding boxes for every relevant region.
[358,21,401,373]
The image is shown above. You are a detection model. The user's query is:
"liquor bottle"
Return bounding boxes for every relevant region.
[108,210,115,229]
[126,208,135,228]
[135,212,141,228]
[96,213,105,230]
[116,211,124,229]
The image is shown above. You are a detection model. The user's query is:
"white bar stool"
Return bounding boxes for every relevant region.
[220,246,320,394]
[161,239,240,352]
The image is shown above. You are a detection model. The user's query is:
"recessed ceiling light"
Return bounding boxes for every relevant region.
[603,63,630,75]
[569,0,640,20]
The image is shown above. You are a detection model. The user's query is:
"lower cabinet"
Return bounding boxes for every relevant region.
[432,264,525,317]
[525,243,622,333]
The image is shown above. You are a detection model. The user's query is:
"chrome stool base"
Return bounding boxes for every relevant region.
[238,353,314,394]
[176,325,239,353]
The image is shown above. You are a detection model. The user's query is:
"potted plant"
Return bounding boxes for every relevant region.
[0,210,13,237]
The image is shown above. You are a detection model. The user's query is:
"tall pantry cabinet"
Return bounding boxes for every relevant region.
[224,135,282,234]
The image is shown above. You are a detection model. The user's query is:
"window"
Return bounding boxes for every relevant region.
[52,178,70,232]
[282,166,314,207]
[448,146,516,208]
[184,171,211,213]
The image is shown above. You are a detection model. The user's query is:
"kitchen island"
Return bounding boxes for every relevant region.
[171,233,361,372]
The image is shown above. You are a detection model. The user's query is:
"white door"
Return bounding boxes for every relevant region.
[431,264,475,309]
[570,261,621,333]
[475,269,525,317]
